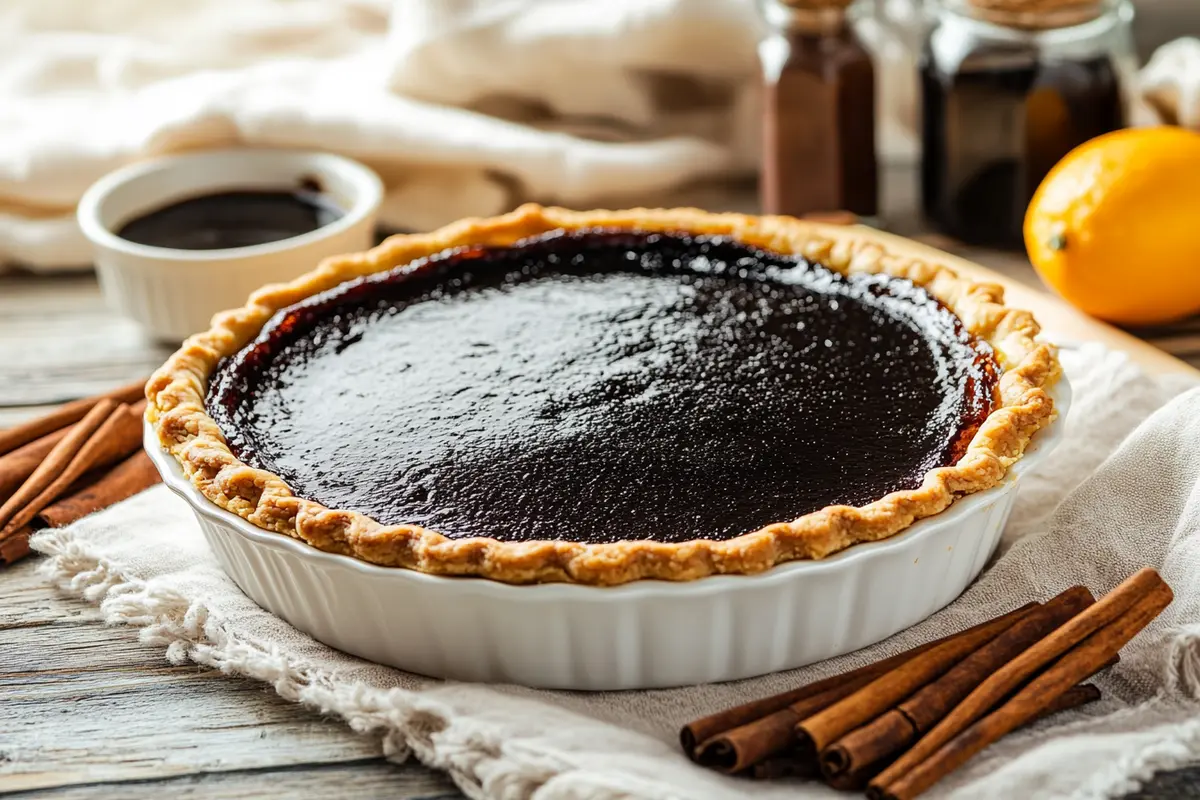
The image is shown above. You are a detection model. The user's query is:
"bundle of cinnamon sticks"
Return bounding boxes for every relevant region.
[681,568,1173,799]
[0,379,160,566]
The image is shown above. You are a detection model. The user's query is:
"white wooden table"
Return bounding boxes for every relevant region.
[3,225,1200,798]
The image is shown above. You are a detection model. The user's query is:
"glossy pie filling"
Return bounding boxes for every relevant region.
[207,230,1000,545]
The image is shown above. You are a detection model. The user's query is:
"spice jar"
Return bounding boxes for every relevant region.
[920,0,1134,248]
[760,0,879,219]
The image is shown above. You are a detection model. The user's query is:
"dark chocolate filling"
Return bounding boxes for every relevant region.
[207,230,999,545]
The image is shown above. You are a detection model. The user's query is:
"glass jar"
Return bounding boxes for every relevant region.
[760,0,879,219]
[920,0,1135,248]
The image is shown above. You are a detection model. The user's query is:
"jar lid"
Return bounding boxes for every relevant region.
[965,0,1106,29]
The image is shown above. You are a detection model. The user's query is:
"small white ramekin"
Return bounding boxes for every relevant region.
[145,378,1069,691]
[78,149,383,342]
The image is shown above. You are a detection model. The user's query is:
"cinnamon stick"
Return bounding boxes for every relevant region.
[794,602,1034,756]
[1035,682,1102,718]
[0,379,145,457]
[36,450,160,528]
[692,603,1038,773]
[0,426,71,501]
[0,451,161,568]
[749,749,818,780]
[682,602,1037,757]
[821,682,1102,792]
[697,672,893,774]
[825,758,887,792]
[0,399,118,533]
[820,585,1094,780]
[869,568,1172,800]
[0,526,30,565]
[0,401,145,539]
[682,648,909,756]
[0,399,146,504]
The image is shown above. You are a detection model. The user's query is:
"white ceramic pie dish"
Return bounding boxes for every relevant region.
[145,376,1068,691]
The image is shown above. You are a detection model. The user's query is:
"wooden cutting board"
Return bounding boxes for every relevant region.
[867,228,1200,379]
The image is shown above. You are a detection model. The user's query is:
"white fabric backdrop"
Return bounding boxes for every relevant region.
[0,0,939,272]
[0,0,1184,270]
[0,0,760,270]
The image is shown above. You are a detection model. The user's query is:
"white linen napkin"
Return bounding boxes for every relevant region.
[30,343,1200,800]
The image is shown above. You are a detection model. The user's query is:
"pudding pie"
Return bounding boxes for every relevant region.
[147,206,1057,585]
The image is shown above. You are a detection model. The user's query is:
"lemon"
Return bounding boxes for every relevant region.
[1025,126,1200,327]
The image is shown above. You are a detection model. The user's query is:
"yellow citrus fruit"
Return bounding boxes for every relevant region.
[1025,126,1200,327]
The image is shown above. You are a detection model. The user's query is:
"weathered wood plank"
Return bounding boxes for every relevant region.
[3,760,459,800]
[0,559,461,798]
[1129,770,1200,800]
[0,565,98,628]
[0,274,169,409]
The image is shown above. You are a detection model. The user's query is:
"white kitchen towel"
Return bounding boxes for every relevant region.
[1141,37,1200,129]
[2,0,1188,273]
[0,0,763,271]
[30,342,1200,800]
[0,0,986,273]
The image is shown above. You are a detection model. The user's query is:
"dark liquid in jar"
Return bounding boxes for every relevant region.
[921,47,1123,248]
[762,24,878,218]
[117,187,344,250]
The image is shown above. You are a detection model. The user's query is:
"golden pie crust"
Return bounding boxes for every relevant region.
[147,205,1059,586]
